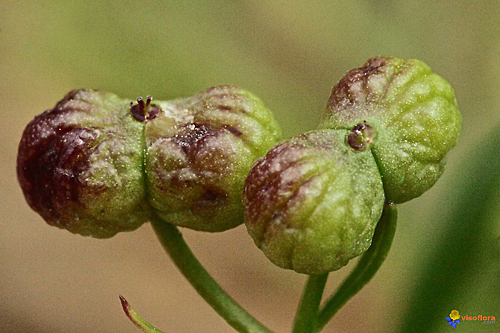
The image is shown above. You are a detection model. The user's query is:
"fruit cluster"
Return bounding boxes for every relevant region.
[17,57,461,274]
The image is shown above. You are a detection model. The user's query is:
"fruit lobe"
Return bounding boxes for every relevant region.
[17,90,148,238]
[320,57,462,203]
[244,130,384,274]
[146,85,281,231]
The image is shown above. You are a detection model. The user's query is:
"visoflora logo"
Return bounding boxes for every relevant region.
[446,309,496,328]
[446,310,461,328]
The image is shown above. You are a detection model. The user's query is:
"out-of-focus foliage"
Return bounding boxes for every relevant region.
[397,125,500,332]
[1,1,499,332]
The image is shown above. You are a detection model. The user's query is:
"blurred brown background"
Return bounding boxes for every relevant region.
[1,1,499,332]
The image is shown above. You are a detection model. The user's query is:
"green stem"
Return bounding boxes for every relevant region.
[150,215,274,333]
[292,273,329,333]
[315,202,398,331]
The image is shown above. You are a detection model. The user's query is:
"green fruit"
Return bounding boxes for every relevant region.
[244,57,462,274]
[320,57,462,203]
[244,130,384,274]
[17,86,281,237]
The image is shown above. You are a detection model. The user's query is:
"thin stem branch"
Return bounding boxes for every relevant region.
[120,295,169,333]
[150,215,274,333]
[292,273,329,333]
[315,202,398,331]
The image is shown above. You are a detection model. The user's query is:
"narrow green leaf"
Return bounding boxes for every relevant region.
[397,126,500,332]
